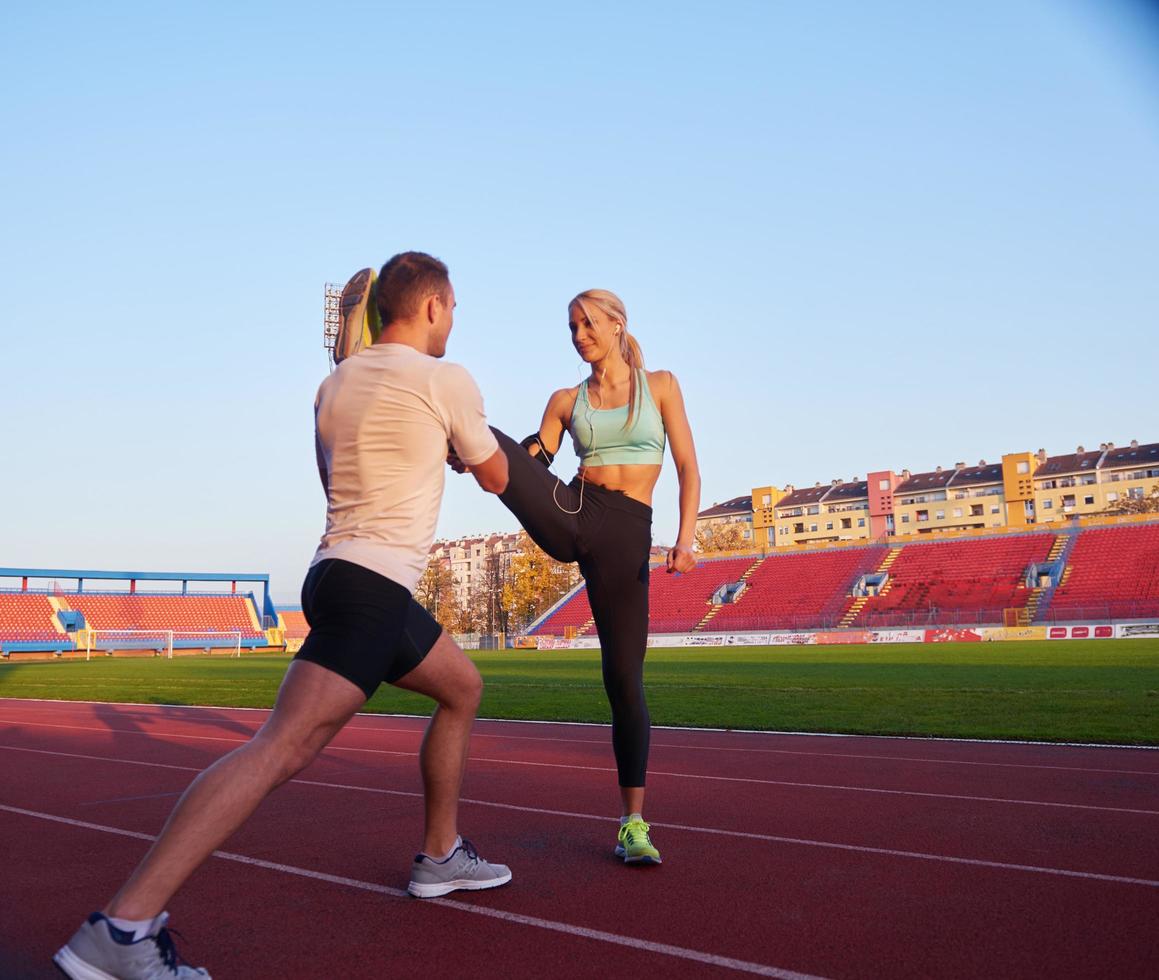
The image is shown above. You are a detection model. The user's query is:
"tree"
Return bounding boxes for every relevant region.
[695,521,748,553]
[466,550,510,636]
[502,531,581,632]
[1103,484,1159,516]
[414,556,461,632]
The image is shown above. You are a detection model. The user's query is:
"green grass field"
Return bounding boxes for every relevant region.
[1,639,1157,744]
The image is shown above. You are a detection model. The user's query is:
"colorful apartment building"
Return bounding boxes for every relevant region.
[697,439,1159,549]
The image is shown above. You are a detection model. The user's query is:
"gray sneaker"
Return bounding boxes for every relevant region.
[54,911,210,979]
[407,838,512,898]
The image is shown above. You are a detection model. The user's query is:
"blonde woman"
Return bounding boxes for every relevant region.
[456,289,701,865]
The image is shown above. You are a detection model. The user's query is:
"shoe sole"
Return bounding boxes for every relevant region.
[55,941,211,979]
[336,268,375,363]
[407,870,513,898]
[53,945,119,980]
[614,845,662,865]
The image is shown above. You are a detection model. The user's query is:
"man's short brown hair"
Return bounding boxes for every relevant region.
[375,252,451,326]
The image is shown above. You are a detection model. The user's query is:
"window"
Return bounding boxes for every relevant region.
[1043,499,1053,509]
[762,494,771,507]
[793,523,804,534]
[1017,461,1030,474]
[1083,495,1095,506]
[935,510,945,520]
[991,505,1000,514]
[841,518,852,529]
[810,524,818,533]
[878,479,890,490]
[970,504,983,516]
[826,522,834,531]
[808,506,820,515]
[952,508,962,518]
[1107,492,1119,503]
[743,529,751,539]
[901,514,911,524]
[858,518,866,527]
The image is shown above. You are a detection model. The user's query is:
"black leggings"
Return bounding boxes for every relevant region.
[493,427,653,787]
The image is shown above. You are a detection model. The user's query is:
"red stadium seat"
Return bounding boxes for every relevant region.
[1045,524,1159,621]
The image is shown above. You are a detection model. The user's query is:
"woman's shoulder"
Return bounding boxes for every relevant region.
[546,384,582,414]
[643,368,680,399]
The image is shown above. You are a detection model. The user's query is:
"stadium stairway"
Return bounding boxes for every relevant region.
[1035,523,1159,621]
[693,556,765,631]
[1024,533,1072,622]
[840,547,902,627]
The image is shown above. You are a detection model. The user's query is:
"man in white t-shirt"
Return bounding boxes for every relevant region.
[56,252,512,980]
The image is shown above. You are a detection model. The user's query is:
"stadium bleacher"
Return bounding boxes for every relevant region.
[535,586,596,636]
[63,593,265,640]
[852,534,1052,628]
[281,609,310,641]
[1043,524,1159,621]
[0,592,71,647]
[709,546,886,631]
[647,556,758,633]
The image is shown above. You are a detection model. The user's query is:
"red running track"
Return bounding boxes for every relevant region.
[1,698,1157,979]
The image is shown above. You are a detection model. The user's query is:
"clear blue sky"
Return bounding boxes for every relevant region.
[3,1,1157,602]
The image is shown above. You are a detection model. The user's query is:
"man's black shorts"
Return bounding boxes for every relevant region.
[293,559,442,699]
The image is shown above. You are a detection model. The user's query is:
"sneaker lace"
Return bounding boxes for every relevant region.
[152,927,188,975]
[620,819,651,847]
[459,838,481,863]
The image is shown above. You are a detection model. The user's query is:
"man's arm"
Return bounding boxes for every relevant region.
[467,446,508,494]
[435,363,507,494]
[315,431,329,497]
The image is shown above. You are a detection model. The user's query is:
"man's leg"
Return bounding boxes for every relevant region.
[105,659,366,919]
[392,630,482,857]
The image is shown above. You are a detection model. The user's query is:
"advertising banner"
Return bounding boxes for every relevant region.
[978,626,1047,642]
[869,629,925,644]
[925,628,983,643]
[535,637,571,650]
[814,631,873,645]
[683,634,727,647]
[1046,625,1115,640]
[1118,623,1159,638]
[767,632,817,646]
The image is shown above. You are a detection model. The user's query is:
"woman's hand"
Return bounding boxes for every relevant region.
[666,544,696,575]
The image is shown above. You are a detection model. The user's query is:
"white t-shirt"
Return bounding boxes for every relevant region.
[310,343,498,593]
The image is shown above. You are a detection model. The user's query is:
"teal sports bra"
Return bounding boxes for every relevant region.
[570,370,666,467]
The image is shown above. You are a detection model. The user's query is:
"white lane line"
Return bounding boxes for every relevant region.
[4,698,1159,753]
[467,757,1159,817]
[80,792,182,806]
[0,803,822,980]
[5,711,1159,779]
[4,724,1157,816]
[4,744,1158,888]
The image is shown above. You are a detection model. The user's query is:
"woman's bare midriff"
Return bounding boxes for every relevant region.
[576,463,663,506]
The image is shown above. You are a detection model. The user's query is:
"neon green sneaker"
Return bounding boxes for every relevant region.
[615,818,662,865]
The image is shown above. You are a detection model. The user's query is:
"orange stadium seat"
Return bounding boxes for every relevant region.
[0,592,70,645]
[64,593,264,639]
[281,609,310,641]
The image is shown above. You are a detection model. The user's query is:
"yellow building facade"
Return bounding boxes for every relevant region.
[697,439,1158,553]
